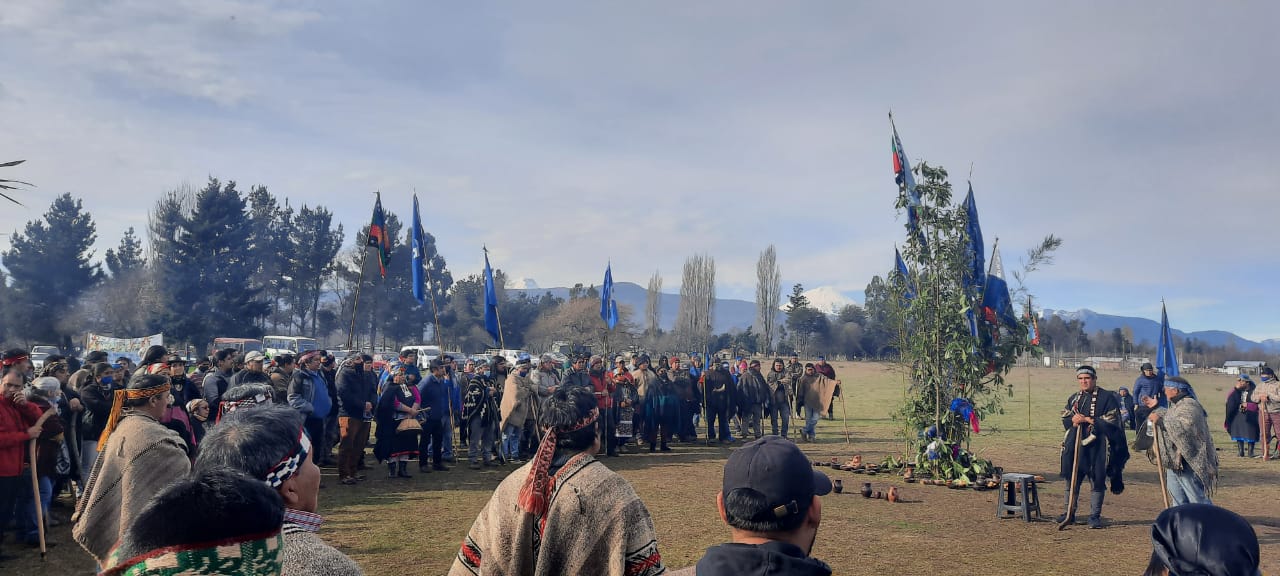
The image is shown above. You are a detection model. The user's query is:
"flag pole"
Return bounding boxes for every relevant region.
[485,246,507,350]
[1026,295,1033,437]
[345,242,370,350]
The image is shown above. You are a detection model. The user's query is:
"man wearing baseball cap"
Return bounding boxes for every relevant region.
[677,435,833,576]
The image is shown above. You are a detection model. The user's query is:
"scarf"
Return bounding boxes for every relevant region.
[518,408,599,516]
[102,530,284,575]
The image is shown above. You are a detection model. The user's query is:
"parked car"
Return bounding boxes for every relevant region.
[30,345,59,371]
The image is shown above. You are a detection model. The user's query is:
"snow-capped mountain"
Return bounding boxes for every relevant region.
[510,278,540,290]
[780,285,860,316]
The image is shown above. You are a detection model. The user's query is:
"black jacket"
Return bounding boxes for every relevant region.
[78,380,113,442]
[336,365,368,419]
[695,541,831,576]
[561,369,592,392]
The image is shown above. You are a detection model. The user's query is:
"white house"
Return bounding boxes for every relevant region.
[1223,361,1267,375]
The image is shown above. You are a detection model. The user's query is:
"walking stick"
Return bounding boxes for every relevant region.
[29,439,47,560]
[1151,420,1171,509]
[1262,407,1271,461]
[1058,424,1084,531]
[839,391,852,445]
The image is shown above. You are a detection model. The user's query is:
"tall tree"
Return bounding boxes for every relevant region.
[2,193,104,346]
[286,205,344,335]
[675,254,715,352]
[153,178,267,348]
[645,270,662,344]
[784,283,829,356]
[104,227,144,278]
[755,245,782,354]
[244,186,291,332]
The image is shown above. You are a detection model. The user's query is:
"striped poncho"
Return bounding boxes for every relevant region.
[450,453,666,576]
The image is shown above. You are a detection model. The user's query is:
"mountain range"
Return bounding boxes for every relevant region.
[1042,309,1280,354]
[506,281,1277,351]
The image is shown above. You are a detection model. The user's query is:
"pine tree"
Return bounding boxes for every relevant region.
[2,193,103,346]
[154,178,267,348]
[286,205,343,335]
[104,227,144,278]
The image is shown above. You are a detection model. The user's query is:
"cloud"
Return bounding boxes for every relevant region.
[0,1,1276,340]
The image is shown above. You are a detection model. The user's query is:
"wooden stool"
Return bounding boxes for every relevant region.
[995,473,1041,521]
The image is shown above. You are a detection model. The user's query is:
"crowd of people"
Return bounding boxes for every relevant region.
[0,344,1268,575]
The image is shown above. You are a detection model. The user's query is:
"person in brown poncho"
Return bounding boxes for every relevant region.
[796,364,839,442]
[450,387,667,576]
[73,373,190,564]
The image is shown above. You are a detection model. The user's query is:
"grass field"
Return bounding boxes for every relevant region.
[12,361,1280,575]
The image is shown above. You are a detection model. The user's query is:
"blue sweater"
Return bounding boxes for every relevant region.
[1132,370,1167,408]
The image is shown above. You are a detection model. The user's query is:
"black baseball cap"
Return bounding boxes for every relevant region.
[1141,362,1154,371]
[722,435,831,520]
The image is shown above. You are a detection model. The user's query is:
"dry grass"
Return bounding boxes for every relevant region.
[11,362,1280,575]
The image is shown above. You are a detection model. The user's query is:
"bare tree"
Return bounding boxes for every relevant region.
[676,254,716,352]
[755,245,782,355]
[645,270,662,345]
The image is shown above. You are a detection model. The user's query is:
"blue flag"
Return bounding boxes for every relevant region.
[483,250,501,345]
[980,247,1019,327]
[1157,302,1180,377]
[894,247,915,302]
[601,263,617,329]
[963,184,984,293]
[411,195,427,305]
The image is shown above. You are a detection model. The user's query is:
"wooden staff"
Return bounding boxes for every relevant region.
[28,409,55,560]
[1152,420,1171,509]
[838,383,851,444]
[1262,406,1271,461]
[1058,424,1084,531]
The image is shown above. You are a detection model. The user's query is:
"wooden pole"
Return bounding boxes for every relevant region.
[345,246,370,351]
[28,410,54,560]
[1152,420,1172,509]
[1058,424,1084,530]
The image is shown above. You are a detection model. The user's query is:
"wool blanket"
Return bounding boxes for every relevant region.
[73,412,191,564]
[1152,394,1218,496]
[450,454,666,576]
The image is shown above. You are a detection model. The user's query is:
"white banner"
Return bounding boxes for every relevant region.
[85,333,164,356]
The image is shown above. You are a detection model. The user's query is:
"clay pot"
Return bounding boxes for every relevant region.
[860,482,873,498]
[833,479,843,494]
[887,487,900,503]
[849,455,862,468]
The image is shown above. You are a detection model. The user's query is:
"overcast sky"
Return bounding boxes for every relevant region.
[1,1,1276,340]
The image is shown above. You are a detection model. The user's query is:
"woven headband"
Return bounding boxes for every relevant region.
[2,353,29,367]
[264,427,310,489]
[517,408,599,516]
[1076,366,1097,378]
[97,381,172,451]
[215,393,272,424]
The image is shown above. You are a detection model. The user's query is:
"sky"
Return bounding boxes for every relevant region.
[1,1,1277,340]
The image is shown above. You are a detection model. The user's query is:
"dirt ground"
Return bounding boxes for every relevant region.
[11,361,1280,575]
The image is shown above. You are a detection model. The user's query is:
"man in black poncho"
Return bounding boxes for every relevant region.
[1058,365,1128,529]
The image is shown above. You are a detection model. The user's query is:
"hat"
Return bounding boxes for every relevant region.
[1151,503,1259,576]
[589,355,603,365]
[244,351,266,363]
[1238,373,1254,383]
[163,354,186,365]
[1261,367,1276,378]
[749,359,761,367]
[1141,362,1154,371]
[515,356,532,367]
[722,436,831,520]
[817,355,825,361]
